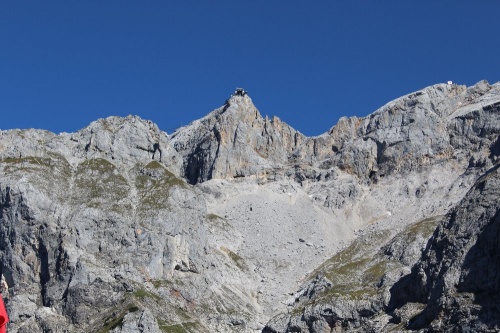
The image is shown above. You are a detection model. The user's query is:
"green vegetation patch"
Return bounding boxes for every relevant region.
[308,217,443,304]
[133,287,162,301]
[136,162,187,210]
[220,246,246,270]
[2,153,72,201]
[205,213,232,231]
[159,323,187,333]
[77,158,116,173]
[175,307,191,321]
[311,230,391,281]
[97,302,140,333]
[158,320,204,333]
[206,213,223,221]
[74,158,130,209]
[182,321,204,332]
[306,230,394,302]
[404,215,443,240]
[330,258,371,281]
[363,259,391,284]
[322,284,378,300]
[144,160,165,169]
[3,156,51,167]
[152,279,172,288]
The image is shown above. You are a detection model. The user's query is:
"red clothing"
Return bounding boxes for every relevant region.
[0,295,8,333]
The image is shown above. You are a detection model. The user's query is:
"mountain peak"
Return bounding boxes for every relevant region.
[171,90,304,184]
[171,81,500,184]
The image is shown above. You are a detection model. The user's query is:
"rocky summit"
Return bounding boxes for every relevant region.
[1,80,499,333]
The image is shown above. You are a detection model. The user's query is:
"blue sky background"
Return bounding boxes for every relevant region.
[1,1,499,136]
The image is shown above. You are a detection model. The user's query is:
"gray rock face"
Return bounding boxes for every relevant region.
[262,165,500,333]
[0,115,182,175]
[0,117,232,332]
[261,215,444,332]
[0,80,499,333]
[0,157,209,331]
[110,309,162,333]
[171,94,305,184]
[389,164,500,332]
[172,81,500,187]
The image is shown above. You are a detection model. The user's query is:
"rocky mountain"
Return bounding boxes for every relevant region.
[0,80,499,332]
[389,164,500,332]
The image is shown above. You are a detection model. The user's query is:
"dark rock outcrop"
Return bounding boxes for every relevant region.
[389,164,500,332]
[262,163,500,332]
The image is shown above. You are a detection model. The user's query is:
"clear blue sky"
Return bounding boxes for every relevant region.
[1,1,499,136]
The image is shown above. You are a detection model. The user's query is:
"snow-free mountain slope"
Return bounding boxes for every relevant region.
[0,80,499,332]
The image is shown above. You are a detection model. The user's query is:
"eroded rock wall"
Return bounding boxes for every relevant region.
[389,164,500,332]
[172,81,500,187]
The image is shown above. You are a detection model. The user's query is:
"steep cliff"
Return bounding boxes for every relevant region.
[170,94,304,184]
[172,81,499,186]
[260,81,500,333]
[389,164,500,332]
[0,117,259,332]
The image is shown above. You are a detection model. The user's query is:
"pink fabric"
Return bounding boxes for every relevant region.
[0,295,8,333]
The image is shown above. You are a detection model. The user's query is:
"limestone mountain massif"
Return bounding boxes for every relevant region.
[0,80,499,332]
